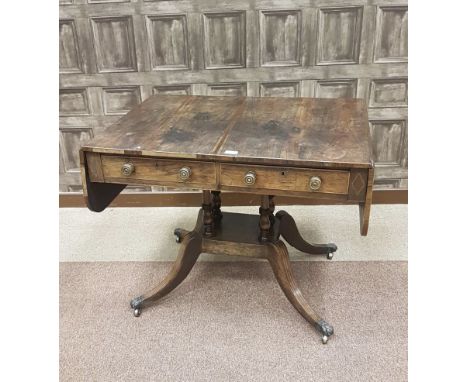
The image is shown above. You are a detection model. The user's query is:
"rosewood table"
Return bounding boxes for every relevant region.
[80,95,374,344]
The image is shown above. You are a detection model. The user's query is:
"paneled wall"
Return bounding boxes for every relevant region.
[59,0,408,193]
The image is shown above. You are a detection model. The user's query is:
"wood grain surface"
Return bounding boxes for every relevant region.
[82,95,372,169]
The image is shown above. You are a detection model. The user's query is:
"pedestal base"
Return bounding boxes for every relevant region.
[131,205,337,344]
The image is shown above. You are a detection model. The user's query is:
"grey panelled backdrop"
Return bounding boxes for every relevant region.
[59,0,408,193]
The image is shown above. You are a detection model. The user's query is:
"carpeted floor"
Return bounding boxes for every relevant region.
[60,261,407,382]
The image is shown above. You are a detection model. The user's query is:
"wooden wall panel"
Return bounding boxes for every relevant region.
[91,16,137,72]
[208,83,247,96]
[260,81,300,97]
[317,7,363,65]
[260,10,301,67]
[146,15,189,70]
[369,120,407,182]
[153,85,191,95]
[60,128,94,173]
[203,12,246,69]
[316,79,357,98]
[369,78,408,108]
[374,6,408,63]
[59,20,81,73]
[102,86,141,115]
[59,0,408,193]
[59,88,90,115]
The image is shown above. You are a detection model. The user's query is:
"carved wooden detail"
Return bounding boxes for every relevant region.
[259,195,271,242]
[202,190,214,236]
[211,191,222,221]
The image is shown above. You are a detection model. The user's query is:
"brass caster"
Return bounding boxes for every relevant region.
[326,243,337,260]
[316,319,333,344]
[174,228,182,243]
[130,296,144,317]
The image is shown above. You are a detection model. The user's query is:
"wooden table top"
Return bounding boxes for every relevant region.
[83,95,372,169]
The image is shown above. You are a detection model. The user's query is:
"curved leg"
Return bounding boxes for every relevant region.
[266,240,334,343]
[174,209,204,243]
[276,210,337,259]
[130,231,202,316]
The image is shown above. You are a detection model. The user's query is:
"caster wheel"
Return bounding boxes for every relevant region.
[327,252,334,260]
[133,308,141,317]
[174,229,182,243]
[322,335,328,344]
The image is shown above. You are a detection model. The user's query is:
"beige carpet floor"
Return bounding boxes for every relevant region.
[60,261,407,382]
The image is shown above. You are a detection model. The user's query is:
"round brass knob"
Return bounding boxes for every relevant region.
[244,171,256,185]
[179,166,191,181]
[121,163,135,176]
[309,176,322,191]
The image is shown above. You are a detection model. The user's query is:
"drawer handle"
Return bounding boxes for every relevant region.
[309,176,322,191]
[179,166,192,181]
[244,171,256,185]
[121,163,135,176]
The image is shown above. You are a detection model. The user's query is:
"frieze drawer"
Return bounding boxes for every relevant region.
[98,155,217,188]
[219,164,350,195]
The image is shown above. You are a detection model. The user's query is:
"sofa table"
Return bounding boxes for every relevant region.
[80,95,374,344]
